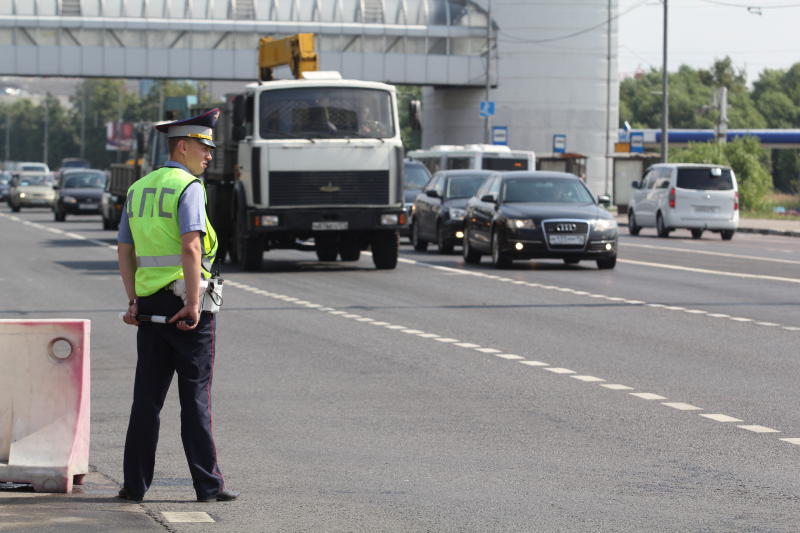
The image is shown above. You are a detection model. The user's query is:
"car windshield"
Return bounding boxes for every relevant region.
[502,178,594,204]
[63,173,106,189]
[19,175,52,186]
[403,165,430,190]
[676,168,733,190]
[260,87,395,139]
[446,175,487,198]
[62,159,89,168]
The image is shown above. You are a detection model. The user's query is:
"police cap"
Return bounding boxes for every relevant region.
[156,108,220,148]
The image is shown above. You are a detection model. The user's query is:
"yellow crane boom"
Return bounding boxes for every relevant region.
[258,33,319,81]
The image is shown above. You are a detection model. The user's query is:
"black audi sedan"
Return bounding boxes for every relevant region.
[411,169,493,253]
[462,171,618,269]
[53,169,107,221]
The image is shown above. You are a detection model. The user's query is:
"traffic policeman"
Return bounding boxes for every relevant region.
[116,108,238,503]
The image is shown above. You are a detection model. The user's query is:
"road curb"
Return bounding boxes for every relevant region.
[737,227,800,238]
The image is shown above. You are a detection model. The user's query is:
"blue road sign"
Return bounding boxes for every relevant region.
[630,132,644,153]
[479,101,496,118]
[492,126,508,146]
[553,134,567,153]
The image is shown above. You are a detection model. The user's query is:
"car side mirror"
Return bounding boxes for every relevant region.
[597,194,611,207]
[425,189,439,198]
[630,181,640,189]
[480,194,496,203]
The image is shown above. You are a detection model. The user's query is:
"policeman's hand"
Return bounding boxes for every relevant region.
[123,302,140,326]
[169,304,200,331]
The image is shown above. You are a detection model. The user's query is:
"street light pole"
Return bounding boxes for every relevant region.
[483,0,492,144]
[660,0,669,163]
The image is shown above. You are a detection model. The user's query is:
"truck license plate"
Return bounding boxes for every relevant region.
[312,221,348,231]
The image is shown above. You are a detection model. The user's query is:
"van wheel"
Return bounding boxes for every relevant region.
[690,229,703,239]
[720,230,735,241]
[627,211,641,236]
[656,213,670,238]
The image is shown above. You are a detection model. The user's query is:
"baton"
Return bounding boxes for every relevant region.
[118,312,195,326]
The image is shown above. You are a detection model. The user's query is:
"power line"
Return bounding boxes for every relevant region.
[698,0,800,8]
[497,0,649,45]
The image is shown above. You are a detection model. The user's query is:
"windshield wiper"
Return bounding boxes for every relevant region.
[342,131,386,143]
[261,128,316,143]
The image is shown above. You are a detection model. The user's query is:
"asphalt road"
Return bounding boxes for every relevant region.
[1,206,799,532]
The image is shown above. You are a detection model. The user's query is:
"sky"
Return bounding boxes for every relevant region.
[617,0,800,84]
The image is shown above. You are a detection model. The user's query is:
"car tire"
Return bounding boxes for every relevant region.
[437,223,453,254]
[54,208,66,222]
[102,215,111,230]
[628,210,641,236]
[563,258,580,265]
[491,229,512,268]
[656,212,670,238]
[11,203,20,213]
[720,230,735,241]
[597,256,616,269]
[411,219,428,252]
[462,228,481,264]
[690,229,703,239]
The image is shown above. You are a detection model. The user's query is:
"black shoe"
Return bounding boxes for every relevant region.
[197,488,240,502]
[117,488,143,503]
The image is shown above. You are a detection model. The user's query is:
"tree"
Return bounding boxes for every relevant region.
[396,85,422,151]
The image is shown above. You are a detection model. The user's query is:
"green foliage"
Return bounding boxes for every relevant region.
[395,85,421,151]
[670,137,773,211]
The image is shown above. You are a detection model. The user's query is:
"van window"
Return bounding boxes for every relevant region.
[482,157,529,170]
[446,157,471,169]
[643,170,659,189]
[677,168,733,190]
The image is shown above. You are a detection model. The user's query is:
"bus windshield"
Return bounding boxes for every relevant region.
[260,87,394,140]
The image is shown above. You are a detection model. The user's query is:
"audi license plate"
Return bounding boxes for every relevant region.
[549,234,584,245]
[312,221,348,231]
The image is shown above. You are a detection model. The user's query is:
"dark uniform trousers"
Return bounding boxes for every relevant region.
[123,289,224,500]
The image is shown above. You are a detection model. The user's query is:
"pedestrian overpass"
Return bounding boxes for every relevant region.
[0,0,491,86]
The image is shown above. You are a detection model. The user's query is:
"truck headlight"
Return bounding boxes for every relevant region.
[592,218,617,232]
[380,213,399,225]
[256,215,279,227]
[506,218,536,230]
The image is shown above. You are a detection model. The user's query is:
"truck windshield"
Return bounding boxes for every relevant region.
[260,87,394,140]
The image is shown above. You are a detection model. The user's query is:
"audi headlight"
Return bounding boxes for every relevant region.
[449,208,466,221]
[63,196,78,204]
[506,218,536,230]
[592,218,618,232]
[18,192,26,198]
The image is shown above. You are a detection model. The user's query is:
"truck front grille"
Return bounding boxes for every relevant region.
[269,171,389,206]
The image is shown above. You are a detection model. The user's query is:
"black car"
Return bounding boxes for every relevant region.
[411,169,492,253]
[53,169,107,221]
[462,171,618,269]
[0,171,10,201]
[400,160,432,239]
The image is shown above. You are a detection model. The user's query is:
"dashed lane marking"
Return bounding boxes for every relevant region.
[571,375,605,382]
[619,258,800,285]
[518,360,548,366]
[700,414,743,423]
[622,241,800,266]
[630,393,667,400]
[544,367,576,374]
[780,438,800,445]
[662,402,702,411]
[496,353,526,360]
[738,425,781,434]
[601,384,634,390]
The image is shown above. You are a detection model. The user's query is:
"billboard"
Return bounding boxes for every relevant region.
[105,121,135,151]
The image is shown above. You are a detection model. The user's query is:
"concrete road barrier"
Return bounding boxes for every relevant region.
[0,319,90,493]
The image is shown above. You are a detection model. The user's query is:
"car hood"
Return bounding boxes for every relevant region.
[500,202,610,220]
[18,185,54,195]
[404,189,422,203]
[60,188,103,199]
[444,198,469,209]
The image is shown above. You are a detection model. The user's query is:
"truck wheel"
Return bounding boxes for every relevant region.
[102,215,111,230]
[338,235,361,261]
[316,234,338,261]
[371,231,398,270]
[238,237,263,271]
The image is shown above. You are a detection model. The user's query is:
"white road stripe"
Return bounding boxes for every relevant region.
[454,342,480,348]
[738,425,780,433]
[700,413,743,423]
[519,360,549,366]
[495,353,525,360]
[662,402,702,411]
[545,367,575,374]
[779,438,800,445]
[630,392,667,400]
[161,512,214,523]
[571,375,605,382]
[620,258,800,285]
[623,241,800,265]
[401,329,424,334]
[385,324,407,330]
[601,384,634,390]
[417,333,440,338]
[476,347,502,353]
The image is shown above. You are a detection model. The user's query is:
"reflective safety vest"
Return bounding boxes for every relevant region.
[126,166,218,297]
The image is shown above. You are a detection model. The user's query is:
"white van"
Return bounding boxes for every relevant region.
[407,144,535,174]
[628,163,739,240]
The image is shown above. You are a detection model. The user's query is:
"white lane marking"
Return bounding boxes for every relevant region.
[620,258,800,285]
[779,438,800,445]
[495,353,525,360]
[417,333,440,338]
[401,329,424,334]
[622,241,800,265]
[755,321,780,327]
[708,313,730,318]
[630,392,667,400]
[329,311,347,315]
[476,347,502,353]
[700,414,743,423]
[730,317,753,322]
[571,375,605,382]
[434,337,459,343]
[454,342,480,348]
[545,367,575,374]
[385,324,407,330]
[371,321,390,326]
[601,384,634,390]
[738,425,780,434]
[161,512,215,523]
[662,402,702,411]
[357,317,375,322]
[342,313,362,318]
[519,360,548,366]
